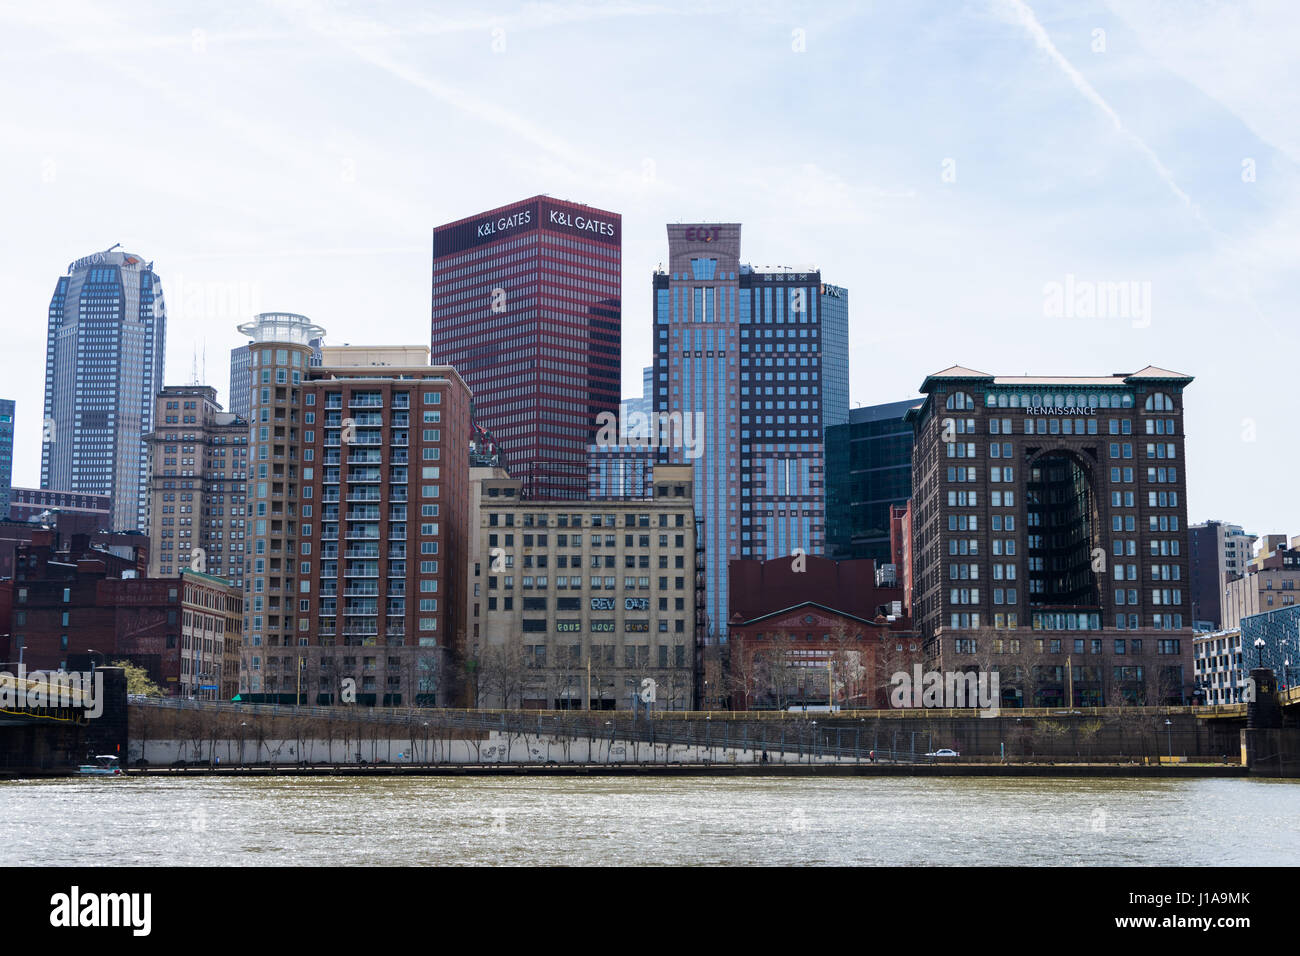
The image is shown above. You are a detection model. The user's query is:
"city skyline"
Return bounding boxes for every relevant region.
[1,0,1297,540]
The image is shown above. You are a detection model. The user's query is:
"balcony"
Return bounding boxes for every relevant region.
[347,491,381,502]
[348,452,383,465]
[344,568,379,578]
[346,509,381,522]
[351,431,383,446]
[390,453,408,465]
[349,470,381,483]
[344,546,380,558]
[343,626,378,637]
[348,397,383,409]
[388,545,406,558]
[344,586,379,597]
[346,530,380,541]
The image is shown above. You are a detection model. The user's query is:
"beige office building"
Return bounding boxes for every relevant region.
[468,464,698,710]
[1222,535,1300,630]
[146,385,250,586]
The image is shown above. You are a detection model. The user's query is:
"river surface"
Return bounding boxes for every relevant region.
[4,776,1297,865]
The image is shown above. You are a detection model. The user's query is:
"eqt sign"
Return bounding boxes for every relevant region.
[683,226,721,243]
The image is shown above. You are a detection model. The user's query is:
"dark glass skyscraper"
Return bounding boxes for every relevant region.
[42,246,166,532]
[432,196,621,500]
[651,224,849,641]
[825,398,921,563]
[0,399,13,521]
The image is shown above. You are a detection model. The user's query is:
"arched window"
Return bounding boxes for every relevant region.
[946,392,974,411]
[1145,392,1175,412]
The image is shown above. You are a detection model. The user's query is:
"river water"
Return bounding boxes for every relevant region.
[4,776,1297,865]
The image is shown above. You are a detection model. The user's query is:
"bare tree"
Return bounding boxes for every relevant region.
[872,630,917,710]
[725,644,765,712]
[479,643,530,710]
[130,702,157,768]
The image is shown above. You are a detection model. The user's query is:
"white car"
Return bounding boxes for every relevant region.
[926,748,960,758]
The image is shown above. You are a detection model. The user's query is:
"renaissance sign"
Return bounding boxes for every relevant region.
[1024,406,1097,416]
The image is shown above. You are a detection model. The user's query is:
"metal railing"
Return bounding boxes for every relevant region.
[130,697,1219,764]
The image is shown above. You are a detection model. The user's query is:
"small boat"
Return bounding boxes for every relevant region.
[77,755,123,776]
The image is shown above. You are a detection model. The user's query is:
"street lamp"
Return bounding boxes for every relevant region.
[1164,718,1173,761]
[1254,638,1266,668]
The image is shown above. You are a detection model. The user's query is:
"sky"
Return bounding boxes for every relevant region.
[1,0,1297,537]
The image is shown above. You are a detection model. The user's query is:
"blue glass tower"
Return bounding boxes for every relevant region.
[41,246,166,532]
[652,224,849,642]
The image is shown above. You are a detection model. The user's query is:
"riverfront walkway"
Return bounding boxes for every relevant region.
[128,761,1248,779]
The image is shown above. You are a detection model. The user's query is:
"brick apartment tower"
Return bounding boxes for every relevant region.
[296,348,471,707]
[235,312,326,683]
[431,196,621,501]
